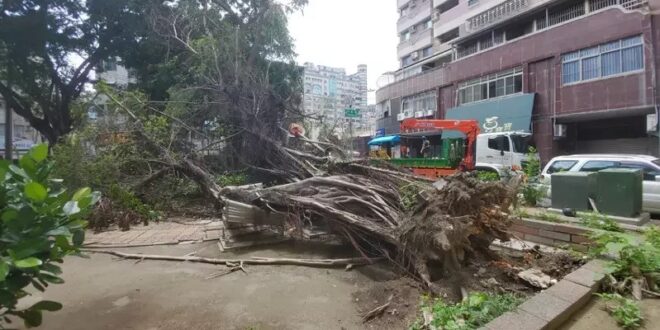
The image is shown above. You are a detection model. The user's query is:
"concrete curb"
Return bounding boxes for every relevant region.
[482,259,608,330]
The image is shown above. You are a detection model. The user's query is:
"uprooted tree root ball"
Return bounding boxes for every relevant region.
[224,171,519,290]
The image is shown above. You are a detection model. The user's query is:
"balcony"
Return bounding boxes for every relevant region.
[397,113,406,121]
[398,28,434,59]
[397,1,433,33]
[465,0,531,34]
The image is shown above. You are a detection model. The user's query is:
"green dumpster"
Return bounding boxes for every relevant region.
[595,168,642,217]
[551,172,597,211]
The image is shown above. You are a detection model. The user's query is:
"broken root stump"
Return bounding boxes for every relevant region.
[85,250,382,268]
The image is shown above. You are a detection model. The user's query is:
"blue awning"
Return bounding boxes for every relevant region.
[368,135,400,146]
[444,93,535,138]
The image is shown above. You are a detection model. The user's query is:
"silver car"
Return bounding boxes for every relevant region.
[540,154,660,214]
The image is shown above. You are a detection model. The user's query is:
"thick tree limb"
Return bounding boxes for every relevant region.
[85,250,381,267]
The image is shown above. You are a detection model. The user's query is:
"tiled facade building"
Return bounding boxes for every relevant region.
[377,0,660,163]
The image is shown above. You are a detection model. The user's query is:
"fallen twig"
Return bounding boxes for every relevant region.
[362,295,393,322]
[206,261,247,279]
[84,250,382,268]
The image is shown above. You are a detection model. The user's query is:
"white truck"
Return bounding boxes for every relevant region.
[474,132,537,177]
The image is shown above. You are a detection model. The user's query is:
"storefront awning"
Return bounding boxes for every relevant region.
[368,135,400,146]
[444,93,535,138]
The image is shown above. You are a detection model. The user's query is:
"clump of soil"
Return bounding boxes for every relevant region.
[355,247,584,328]
[353,278,422,330]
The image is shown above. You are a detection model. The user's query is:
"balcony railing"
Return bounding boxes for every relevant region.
[590,0,647,11]
[466,0,530,33]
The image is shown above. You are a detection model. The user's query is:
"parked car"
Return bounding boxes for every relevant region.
[540,154,660,214]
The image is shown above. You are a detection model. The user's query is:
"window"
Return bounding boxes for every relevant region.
[458,67,523,105]
[579,161,619,172]
[618,162,660,181]
[402,55,413,67]
[401,91,437,116]
[422,46,433,58]
[468,0,479,6]
[425,19,433,30]
[562,35,644,84]
[547,160,578,174]
[402,31,411,42]
[488,136,510,151]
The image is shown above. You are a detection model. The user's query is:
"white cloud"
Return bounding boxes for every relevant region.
[287,0,400,103]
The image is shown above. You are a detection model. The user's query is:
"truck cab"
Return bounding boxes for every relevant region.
[475,132,535,176]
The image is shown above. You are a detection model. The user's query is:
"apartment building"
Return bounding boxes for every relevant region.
[0,98,42,158]
[303,63,369,138]
[378,0,660,163]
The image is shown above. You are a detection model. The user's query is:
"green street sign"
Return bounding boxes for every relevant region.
[344,108,361,118]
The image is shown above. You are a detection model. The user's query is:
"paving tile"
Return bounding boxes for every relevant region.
[517,291,583,329]
[544,279,594,303]
[484,310,545,330]
[563,266,605,289]
[581,259,609,274]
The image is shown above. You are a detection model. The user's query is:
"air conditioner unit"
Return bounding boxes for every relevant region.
[553,124,567,138]
[415,111,424,118]
[411,52,419,60]
[425,109,434,117]
[397,113,405,121]
[647,114,658,132]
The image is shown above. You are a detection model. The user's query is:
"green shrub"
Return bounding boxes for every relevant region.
[477,171,500,182]
[521,184,545,206]
[596,293,643,330]
[411,292,523,330]
[579,213,623,232]
[523,147,541,180]
[215,172,248,187]
[0,145,98,327]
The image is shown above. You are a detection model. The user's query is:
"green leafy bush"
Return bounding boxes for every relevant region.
[589,226,660,296]
[476,171,500,182]
[411,292,523,330]
[521,184,545,206]
[596,293,643,330]
[0,145,98,327]
[215,172,248,187]
[523,147,541,180]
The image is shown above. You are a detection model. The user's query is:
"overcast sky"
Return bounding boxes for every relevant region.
[287,0,400,102]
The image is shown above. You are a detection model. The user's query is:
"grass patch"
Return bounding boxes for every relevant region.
[411,292,523,330]
[579,213,623,232]
[536,212,564,223]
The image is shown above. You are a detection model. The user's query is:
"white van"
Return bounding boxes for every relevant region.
[540,154,660,213]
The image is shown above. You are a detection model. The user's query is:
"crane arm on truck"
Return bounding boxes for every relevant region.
[400,118,481,171]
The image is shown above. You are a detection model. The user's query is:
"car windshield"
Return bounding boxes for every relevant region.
[510,134,531,153]
[653,159,660,167]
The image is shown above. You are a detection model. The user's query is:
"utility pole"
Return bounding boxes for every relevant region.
[4,62,12,161]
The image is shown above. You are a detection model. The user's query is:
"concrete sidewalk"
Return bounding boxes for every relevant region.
[31,242,376,330]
